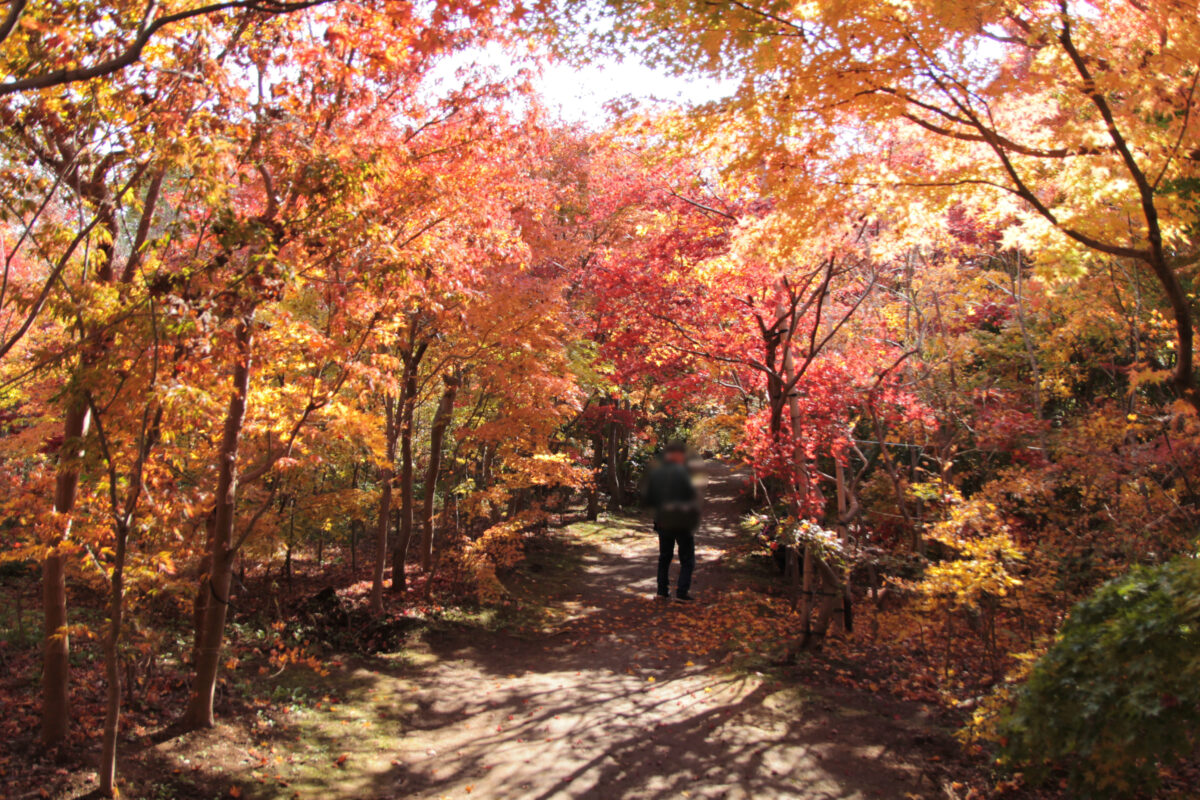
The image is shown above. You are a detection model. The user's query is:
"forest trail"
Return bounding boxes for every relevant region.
[143,463,956,800]
[283,462,954,800]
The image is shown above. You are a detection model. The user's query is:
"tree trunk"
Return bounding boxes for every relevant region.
[800,544,814,640]
[868,403,919,551]
[587,425,604,521]
[349,463,361,575]
[92,340,162,795]
[98,522,128,796]
[41,396,91,747]
[387,508,402,585]
[284,497,297,590]
[369,396,398,613]
[183,318,253,730]
[190,514,215,664]
[780,307,846,652]
[478,445,491,491]
[832,459,851,636]
[618,399,633,500]
[807,555,845,648]
[1011,253,1044,418]
[785,545,801,609]
[606,417,621,511]
[420,372,460,572]
[392,344,423,591]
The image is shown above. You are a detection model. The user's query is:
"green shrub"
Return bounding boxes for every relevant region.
[999,557,1200,796]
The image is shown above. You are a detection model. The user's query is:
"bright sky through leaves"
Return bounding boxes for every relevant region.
[535,55,735,121]
[430,39,735,123]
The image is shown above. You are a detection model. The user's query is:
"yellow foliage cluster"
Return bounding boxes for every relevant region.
[908,483,1023,614]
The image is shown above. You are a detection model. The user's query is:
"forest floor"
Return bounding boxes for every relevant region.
[35,462,977,800]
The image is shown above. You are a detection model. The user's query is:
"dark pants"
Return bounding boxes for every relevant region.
[657,527,695,598]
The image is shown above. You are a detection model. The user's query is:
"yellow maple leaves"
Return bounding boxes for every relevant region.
[908,482,1023,614]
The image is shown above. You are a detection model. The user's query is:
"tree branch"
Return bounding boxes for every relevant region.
[0,0,331,97]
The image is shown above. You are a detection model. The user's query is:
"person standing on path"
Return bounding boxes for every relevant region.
[641,440,700,602]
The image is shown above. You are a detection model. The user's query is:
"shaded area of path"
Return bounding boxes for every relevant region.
[134,461,956,800]
[345,461,952,799]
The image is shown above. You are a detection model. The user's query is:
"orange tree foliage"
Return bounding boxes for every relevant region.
[589,0,1199,402]
[549,1,1200,787]
[1,0,1199,794]
[0,0,589,787]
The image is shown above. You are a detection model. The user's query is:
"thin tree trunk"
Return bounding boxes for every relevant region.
[868,403,919,551]
[800,544,814,640]
[392,343,424,591]
[786,545,801,609]
[91,385,162,795]
[808,554,845,647]
[183,318,253,730]
[1012,253,1043,418]
[420,372,460,572]
[387,507,401,582]
[618,399,633,499]
[781,308,846,652]
[349,465,360,575]
[284,497,296,589]
[370,396,397,613]
[41,396,91,747]
[98,401,162,794]
[98,522,127,795]
[587,423,604,522]
[779,297,813,653]
[606,418,621,511]
[832,459,851,635]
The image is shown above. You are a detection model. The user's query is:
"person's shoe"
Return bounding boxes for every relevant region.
[654,593,670,603]
[673,594,693,604]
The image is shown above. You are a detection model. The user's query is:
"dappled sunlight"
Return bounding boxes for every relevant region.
[171,464,943,799]
[262,651,932,800]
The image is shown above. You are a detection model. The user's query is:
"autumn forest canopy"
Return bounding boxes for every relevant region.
[1,0,1199,797]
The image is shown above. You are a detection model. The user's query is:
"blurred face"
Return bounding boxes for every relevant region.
[665,449,687,464]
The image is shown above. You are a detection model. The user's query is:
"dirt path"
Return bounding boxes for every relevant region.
[295,463,953,799]
[141,462,954,800]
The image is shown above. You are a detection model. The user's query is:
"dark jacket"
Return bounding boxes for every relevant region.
[641,461,699,531]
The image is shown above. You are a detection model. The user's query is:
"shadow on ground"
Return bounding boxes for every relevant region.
[96,462,955,800]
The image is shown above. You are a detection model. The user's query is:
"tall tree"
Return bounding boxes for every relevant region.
[593,0,1200,409]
